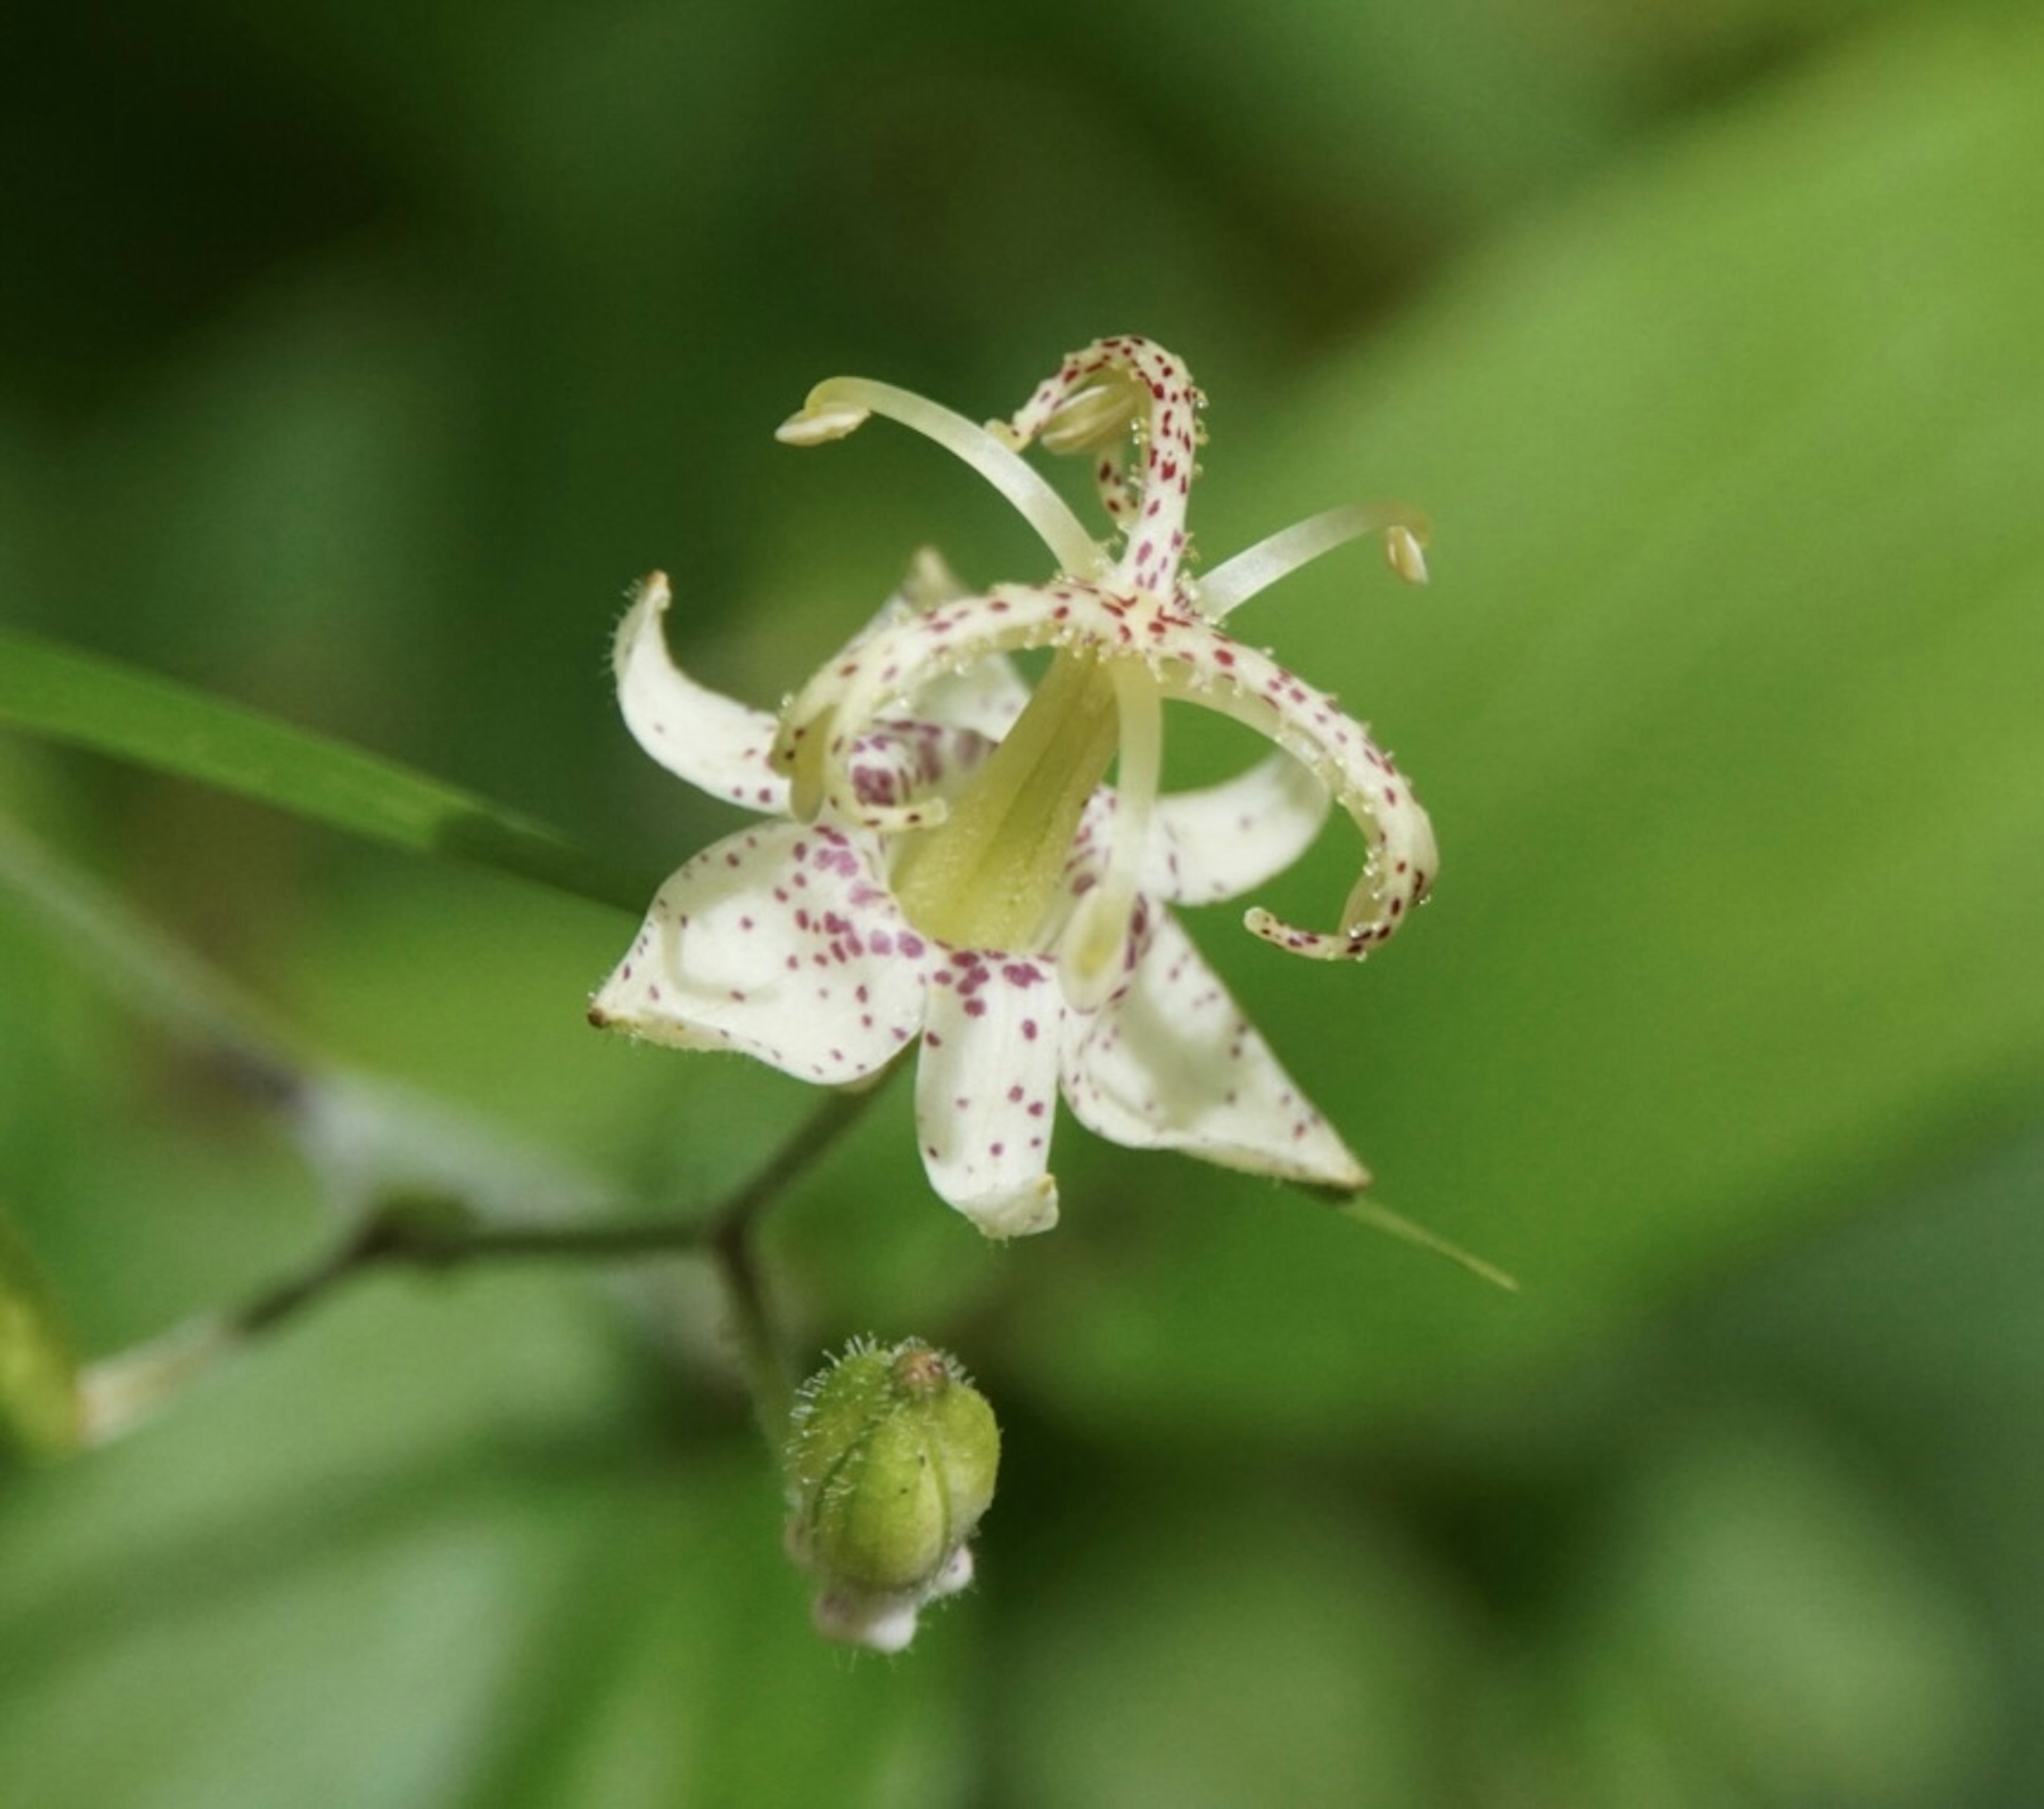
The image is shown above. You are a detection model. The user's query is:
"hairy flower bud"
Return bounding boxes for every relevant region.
[783,1337,999,1653]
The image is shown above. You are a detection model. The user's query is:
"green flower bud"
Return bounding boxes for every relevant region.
[784,1337,999,1653]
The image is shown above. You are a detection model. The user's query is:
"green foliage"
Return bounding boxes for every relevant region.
[1013,8,2044,1436]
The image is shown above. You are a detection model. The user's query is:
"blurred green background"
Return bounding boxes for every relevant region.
[3,0,2042,1802]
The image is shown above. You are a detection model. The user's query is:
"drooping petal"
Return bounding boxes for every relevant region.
[1060,910,1367,1190]
[589,823,932,1085]
[1147,753,1331,906]
[614,572,791,815]
[912,951,1064,1237]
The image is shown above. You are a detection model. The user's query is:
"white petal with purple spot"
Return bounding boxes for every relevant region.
[913,951,1064,1237]
[1147,753,1331,906]
[590,822,930,1086]
[614,573,792,814]
[1061,912,1366,1190]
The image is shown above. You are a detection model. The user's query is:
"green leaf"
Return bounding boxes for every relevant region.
[1017,11,2044,1433]
[0,628,656,915]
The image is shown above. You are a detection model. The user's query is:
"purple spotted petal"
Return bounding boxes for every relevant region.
[614,573,792,815]
[912,950,1064,1237]
[1147,753,1331,906]
[589,822,932,1085]
[1060,911,1366,1190]
[845,717,1003,816]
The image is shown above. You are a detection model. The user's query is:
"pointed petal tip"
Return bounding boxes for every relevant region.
[613,571,671,670]
[1317,1151,1373,1194]
[612,577,791,811]
[585,979,702,1048]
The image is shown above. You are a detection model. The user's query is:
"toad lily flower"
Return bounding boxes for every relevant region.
[590,336,1436,1238]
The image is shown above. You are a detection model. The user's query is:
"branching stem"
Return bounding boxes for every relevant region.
[78,1076,894,1447]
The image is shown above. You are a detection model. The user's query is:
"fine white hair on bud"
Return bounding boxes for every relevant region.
[782,1337,1000,1651]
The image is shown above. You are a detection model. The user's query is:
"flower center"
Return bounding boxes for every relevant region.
[888,650,1118,953]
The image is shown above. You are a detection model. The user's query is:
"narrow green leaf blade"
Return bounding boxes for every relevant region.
[0,629,655,914]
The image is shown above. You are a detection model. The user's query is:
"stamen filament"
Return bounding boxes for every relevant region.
[1059,660,1164,1010]
[780,378,1106,580]
[1195,503,1433,621]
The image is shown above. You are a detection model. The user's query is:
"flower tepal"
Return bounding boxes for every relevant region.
[590,336,1437,1237]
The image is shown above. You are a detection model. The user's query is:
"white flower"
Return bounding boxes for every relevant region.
[591,336,1437,1238]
